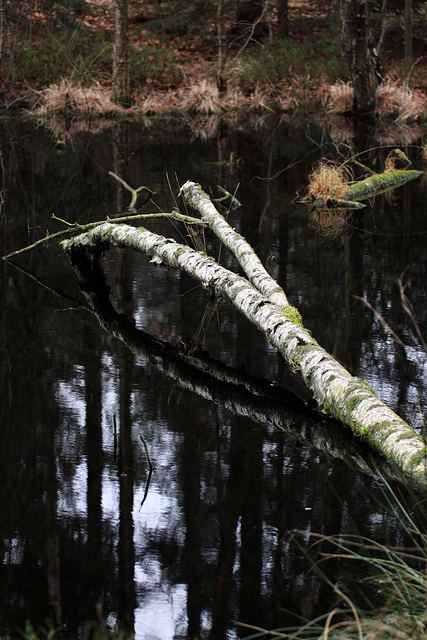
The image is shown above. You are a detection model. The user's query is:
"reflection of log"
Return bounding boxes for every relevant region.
[68,249,416,488]
[62,181,427,487]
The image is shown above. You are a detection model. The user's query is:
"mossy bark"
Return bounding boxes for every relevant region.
[305,169,423,209]
[70,249,410,488]
[62,183,427,487]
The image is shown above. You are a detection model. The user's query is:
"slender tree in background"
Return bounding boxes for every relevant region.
[376,0,387,55]
[341,0,379,114]
[277,0,289,39]
[404,0,412,81]
[217,0,227,94]
[112,0,130,106]
[0,0,4,63]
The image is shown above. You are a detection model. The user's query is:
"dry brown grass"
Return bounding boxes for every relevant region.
[325,79,427,122]
[33,79,124,115]
[326,80,354,114]
[179,78,222,115]
[307,161,351,201]
[376,80,427,123]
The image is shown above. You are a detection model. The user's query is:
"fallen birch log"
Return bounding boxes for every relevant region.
[62,184,427,487]
[69,249,409,487]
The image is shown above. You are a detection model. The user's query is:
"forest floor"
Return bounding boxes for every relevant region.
[2,0,427,131]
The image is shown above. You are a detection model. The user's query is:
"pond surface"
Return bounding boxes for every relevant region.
[1,114,427,639]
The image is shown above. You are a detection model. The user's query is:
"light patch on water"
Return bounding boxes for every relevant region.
[133,583,187,640]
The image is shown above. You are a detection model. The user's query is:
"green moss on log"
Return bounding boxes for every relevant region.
[282,305,303,326]
[347,169,423,201]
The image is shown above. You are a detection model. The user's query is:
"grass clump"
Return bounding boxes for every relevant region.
[238,478,427,640]
[325,79,427,122]
[180,78,222,114]
[32,79,124,115]
[307,161,351,202]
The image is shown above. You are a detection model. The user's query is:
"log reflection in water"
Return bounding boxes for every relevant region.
[68,247,411,489]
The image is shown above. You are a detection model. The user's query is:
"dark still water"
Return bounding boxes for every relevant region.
[1,115,427,639]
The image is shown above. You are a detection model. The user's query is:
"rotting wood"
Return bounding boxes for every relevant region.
[62,180,427,487]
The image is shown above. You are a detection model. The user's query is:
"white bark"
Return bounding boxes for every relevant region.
[72,254,406,487]
[62,199,427,486]
[180,180,289,308]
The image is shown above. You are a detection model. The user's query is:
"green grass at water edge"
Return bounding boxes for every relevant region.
[241,475,427,640]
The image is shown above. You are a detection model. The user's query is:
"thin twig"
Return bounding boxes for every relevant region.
[4,259,90,311]
[2,210,206,261]
[355,296,406,349]
[139,434,153,471]
[398,273,427,351]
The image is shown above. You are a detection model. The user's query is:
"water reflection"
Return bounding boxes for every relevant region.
[0,117,426,639]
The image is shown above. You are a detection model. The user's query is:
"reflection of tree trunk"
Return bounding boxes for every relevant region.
[341,214,364,374]
[118,347,135,637]
[238,419,263,627]
[85,331,104,615]
[46,431,62,628]
[210,420,243,640]
[271,432,286,624]
[113,125,130,215]
[181,409,203,638]
[311,460,349,618]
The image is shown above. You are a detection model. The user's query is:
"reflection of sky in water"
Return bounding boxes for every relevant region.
[2,115,427,640]
[360,329,427,428]
[55,371,188,639]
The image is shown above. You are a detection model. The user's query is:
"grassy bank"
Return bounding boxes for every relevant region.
[1,0,427,124]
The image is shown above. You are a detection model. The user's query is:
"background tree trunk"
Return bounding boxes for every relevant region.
[277,0,289,39]
[112,0,130,106]
[217,0,227,94]
[341,0,378,114]
[404,0,413,81]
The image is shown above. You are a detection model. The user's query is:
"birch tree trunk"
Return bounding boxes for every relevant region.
[62,183,427,486]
